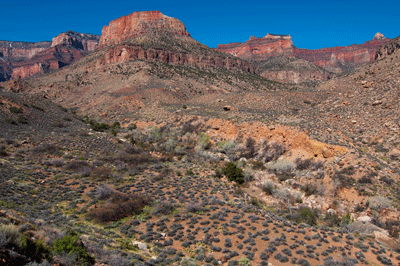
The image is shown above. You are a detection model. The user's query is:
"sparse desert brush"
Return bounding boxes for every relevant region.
[43,158,65,167]
[186,202,204,213]
[258,140,286,162]
[88,192,152,223]
[152,201,175,216]
[267,159,295,174]
[295,157,312,170]
[261,180,276,195]
[32,144,62,156]
[91,167,112,180]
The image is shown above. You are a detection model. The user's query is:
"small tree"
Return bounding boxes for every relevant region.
[222,162,244,184]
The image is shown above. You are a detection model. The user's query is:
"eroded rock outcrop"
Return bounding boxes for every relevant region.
[375,35,400,60]
[217,34,294,59]
[0,31,100,80]
[99,10,190,47]
[51,31,100,52]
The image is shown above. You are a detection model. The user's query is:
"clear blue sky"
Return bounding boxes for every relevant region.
[1,0,399,49]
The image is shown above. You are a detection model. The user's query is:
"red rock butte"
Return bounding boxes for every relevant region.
[99,11,191,47]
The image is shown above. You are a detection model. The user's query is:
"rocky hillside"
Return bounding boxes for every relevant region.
[0,31,100,80]
[0,11,291,117]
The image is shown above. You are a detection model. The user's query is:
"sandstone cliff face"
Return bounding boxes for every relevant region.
[217,34,294,59]
[216,33,390,82]
[97,43,257,74]
[0,41,51,60]
[294,33,389,73]
[96,11,258,75]
[0,31,100,80]
[51,31,100,52]
[10,45,86,79]
[99,10,190,47]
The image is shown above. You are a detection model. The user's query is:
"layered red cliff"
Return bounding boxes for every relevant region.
[99,10,190,48]
[217,34,294,59]
[0,31,100,80]
[216,33,390,75]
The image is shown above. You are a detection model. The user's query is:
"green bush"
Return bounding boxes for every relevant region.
[291,207,318,226]
[90,121,110,132]
[53,234,95,266]
[222,162,244,184]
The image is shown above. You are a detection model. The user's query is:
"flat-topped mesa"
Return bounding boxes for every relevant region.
[99,11,191,47]
[51,31,100,51]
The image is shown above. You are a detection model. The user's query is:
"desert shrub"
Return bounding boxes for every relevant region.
[180,256,197,266]
[53,233,95,266]
[186,202,204,213]
[258,140,286,162]
[358,176,373,184]
[91,167,112,180]
[89,120,110,132]
[0,145,8,156]
[238,256,251,265]
[152,201,174,216]
[262,181,275,195]
[341,213,353,226]
[9,106,23,113]
[32,144,61,156]
[65,160,91,176]
[295,158,312,170]
[324,212,340,227]
[333,166,356,188]
[251,160,265,170]
[292,207,318,226]
[323,257,358,266]
[217,140,237,155]
[301,184,318,196]
[43,158,65,167]
[222,162,244,184]
[310,160,324,170]
[17,115,28,124]
[146,126,161,143]
[243,137,256,159]
[380,176,394,185]
[243,170,254,182]
[197,132,211,150]
[88,193,151,223]
[368,196,392,211]
[94,185,114,200]
[267,159,295,173]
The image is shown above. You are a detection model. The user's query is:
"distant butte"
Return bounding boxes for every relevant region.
[99,10,191,48]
